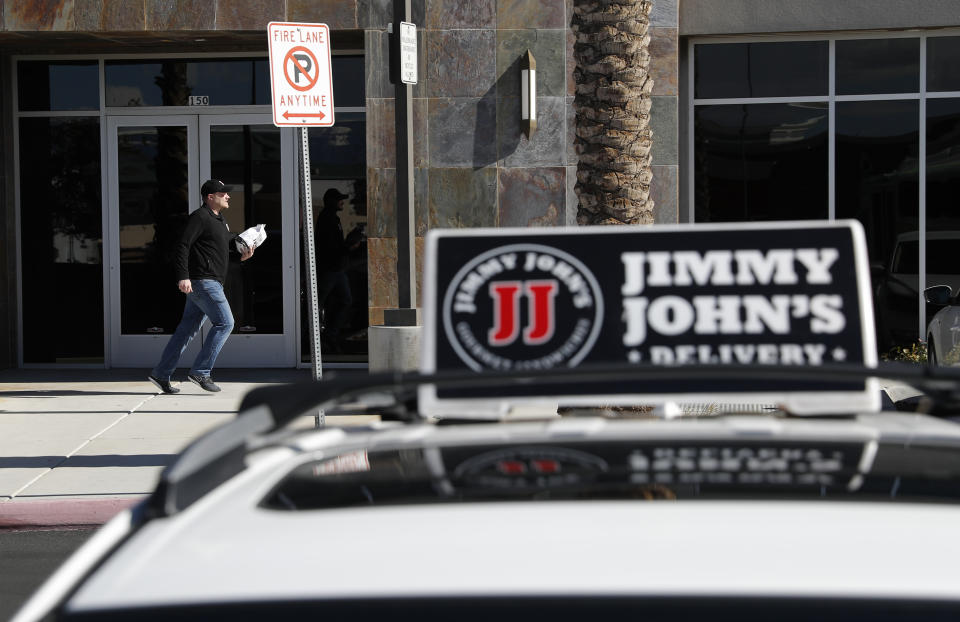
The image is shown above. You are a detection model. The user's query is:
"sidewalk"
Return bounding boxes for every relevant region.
[0,368,367,528]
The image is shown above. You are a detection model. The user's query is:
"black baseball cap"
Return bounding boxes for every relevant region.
[323,188,349,205]
[323,188,349,203]
[201,179,231,196]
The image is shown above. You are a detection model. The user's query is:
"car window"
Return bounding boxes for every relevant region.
[259,439,960,511]
[928,239,960,274]
[892,240,919,274]
[55,597,960,621]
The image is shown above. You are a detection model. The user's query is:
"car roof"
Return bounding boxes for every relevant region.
[895,230,960,242]
[64,412,960,611]
[69,501,960,609]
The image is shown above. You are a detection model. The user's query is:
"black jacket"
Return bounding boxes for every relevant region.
[315,206,348,272]
[173,206,239,284]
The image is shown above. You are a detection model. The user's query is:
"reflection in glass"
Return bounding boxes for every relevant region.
[117,126,190,335]
[104,56,362,108]
[927,99,960,236]
[307,112,367,179]
[928,37,960,93]
[105,59,270,107]
[209,125,283,334]
[925,99,960,343]
[835,100,919,352]
[331,55,365,107]
[17,61,99,111]
[694,41,828,99]
[19,117,103,363]
[694,103,828,222]
[836,38,919,95]
[300,116,368,361]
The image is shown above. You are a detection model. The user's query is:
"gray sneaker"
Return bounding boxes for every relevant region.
[187,374,221,392]
[147,375,180,394]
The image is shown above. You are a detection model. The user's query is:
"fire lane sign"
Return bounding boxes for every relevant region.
[268,22,335,127]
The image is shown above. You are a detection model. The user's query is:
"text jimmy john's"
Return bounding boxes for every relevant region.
[621,248,845,364]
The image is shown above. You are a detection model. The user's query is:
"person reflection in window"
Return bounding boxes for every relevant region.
[314,188,363,354]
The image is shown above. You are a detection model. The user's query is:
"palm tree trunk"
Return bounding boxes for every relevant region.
[572,0,655,226]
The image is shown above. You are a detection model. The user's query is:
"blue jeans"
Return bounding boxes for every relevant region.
[152,279,234,379]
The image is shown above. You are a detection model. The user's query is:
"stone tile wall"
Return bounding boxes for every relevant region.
[366,0,679,325]
[0,0,375,31]
[365,0,571,324]
[649,0,679,224]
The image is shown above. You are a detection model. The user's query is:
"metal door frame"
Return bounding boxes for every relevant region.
[106,115,200,368]
[106,114,297,368]
[198,113,297,367]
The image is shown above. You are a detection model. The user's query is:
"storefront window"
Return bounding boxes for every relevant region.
[14,51,368,367]
[694,41,828,99]
[694,103,828,222]
[105,58,271,106]
[300,112,367,362]
[19,117,103,363]
[18,61,99,111]
[331,56,365,108]
[104,56,364,108]
[836,38,919,95]
[116,125,190,336]
[834,100,919,353]
[925,98,960,353]
[692,36,952,354]
[209,125,285,335]
[927,37,960,92]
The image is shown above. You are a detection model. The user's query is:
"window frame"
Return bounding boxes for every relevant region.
[687,31,960,345]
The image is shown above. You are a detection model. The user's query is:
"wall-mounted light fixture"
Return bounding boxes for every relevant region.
[520,49,537,139]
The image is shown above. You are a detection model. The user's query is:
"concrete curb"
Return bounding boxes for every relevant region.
[0,497,144,529]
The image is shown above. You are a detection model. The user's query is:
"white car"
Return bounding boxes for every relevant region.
[12,363,960,622]
[875,230,960,353]
[17,220,960,620]
[925,284,960,366]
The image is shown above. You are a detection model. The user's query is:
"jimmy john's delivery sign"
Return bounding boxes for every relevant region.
[420,221,879,415]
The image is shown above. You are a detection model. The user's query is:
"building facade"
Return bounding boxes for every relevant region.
[0,0,956,369]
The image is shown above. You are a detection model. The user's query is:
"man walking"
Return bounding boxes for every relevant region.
[148,179,254,394]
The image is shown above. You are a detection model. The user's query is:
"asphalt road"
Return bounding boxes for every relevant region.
[0,527,95,621]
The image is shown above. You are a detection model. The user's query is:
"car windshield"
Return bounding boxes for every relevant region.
[54,597,960,622]
[892,240,919,274]
[893,238,960,275]
[260,433,960,510]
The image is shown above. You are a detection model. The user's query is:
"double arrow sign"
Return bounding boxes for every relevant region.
[282,110,326,121]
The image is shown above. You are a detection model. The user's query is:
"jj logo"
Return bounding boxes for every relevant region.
[488,280,558,346]
[442,243,604,371]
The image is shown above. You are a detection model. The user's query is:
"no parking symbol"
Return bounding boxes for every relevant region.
[268,22,335,127]
[284,46,320,91]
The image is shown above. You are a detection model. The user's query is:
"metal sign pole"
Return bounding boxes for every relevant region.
[298,126,325,426]
[386,0,418,328]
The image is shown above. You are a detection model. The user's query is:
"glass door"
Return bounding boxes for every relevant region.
[107,116,201,367]
[107,114,297,368]
[199,114,297,367]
